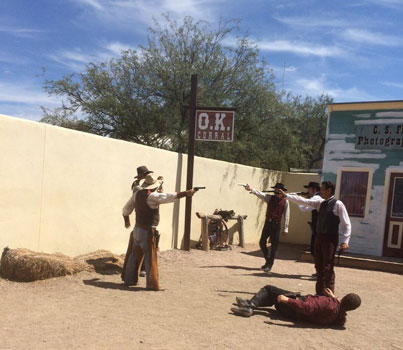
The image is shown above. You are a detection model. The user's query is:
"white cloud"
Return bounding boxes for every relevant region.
[70,0,220,26]
[74,0,105,10]
[274,16,351,28]
[364,0,403,7]
[271,64,297,73]
[341,28,403,46]
[381,81,403,88]
[0,26,44,38]
[49,41,135,71]
[0,81,61,121]
[293,76,375,101]
[258,40,343,57]
[0,81,57,105]
[105,42,134,55]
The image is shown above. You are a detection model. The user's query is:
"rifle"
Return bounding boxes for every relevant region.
[194,186,206,191]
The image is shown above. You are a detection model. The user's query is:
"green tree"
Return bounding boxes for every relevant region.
[41,15,330,171]
[281,94,333,170]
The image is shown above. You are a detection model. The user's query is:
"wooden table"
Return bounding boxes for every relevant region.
[195,212,247,251]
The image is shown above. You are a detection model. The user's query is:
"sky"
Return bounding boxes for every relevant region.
[1,0,403,121]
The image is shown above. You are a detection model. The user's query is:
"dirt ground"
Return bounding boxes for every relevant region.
[1,243,403,350]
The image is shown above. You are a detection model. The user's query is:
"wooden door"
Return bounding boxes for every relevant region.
[383,173,403,257]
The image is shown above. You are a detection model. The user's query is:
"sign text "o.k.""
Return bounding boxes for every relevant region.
[195,110,235,142]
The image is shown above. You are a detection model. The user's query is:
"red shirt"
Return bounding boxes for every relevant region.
[287,295,345,326]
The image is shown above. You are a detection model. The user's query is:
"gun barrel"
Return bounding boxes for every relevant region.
[194,186,206,191]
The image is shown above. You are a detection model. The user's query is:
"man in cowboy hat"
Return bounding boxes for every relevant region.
[296,181,321,258]
[121,166,154,281]
[131,165,153,191]
[244,182,290,272]
[277,181,351,295]
[122,173,197,290]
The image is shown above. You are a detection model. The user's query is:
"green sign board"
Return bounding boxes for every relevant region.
[356,123,403,150]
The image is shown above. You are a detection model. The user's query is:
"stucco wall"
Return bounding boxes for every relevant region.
[0,114,319,256]
[322,104,403,256]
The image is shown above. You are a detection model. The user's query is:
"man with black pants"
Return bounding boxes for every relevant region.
[278,181,351,295]
[244,183,289,272]
[298,181,321,257]
[295,182,321,278]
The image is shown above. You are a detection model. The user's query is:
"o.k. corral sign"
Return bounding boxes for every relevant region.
[195,110,235,142]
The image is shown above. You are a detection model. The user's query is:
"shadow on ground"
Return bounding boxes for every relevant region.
[240,244,307,262]
[229,308,345,330]
[83,278,144,291]
[85,257,123,276]
[248,272,314,280]
[200,265,261,271]
[200,265,314,280]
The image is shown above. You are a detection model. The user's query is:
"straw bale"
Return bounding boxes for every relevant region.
[0,247,87,282]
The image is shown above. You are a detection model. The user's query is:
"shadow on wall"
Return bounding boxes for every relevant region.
[220,163,239,192]
[171,152,183,249]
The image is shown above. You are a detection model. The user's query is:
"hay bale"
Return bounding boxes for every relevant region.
[0,247,87,282]
[74,250,124,274]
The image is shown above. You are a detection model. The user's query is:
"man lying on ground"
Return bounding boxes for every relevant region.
[231,284,361,327]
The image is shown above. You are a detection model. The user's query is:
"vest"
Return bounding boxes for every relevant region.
[266,196,286,223]
[316,197,340,235]
[135,189,160,230]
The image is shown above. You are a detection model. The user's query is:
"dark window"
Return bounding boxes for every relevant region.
[339,171,369,217]
[391,177,403,218]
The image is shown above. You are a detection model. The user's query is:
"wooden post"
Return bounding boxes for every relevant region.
[201,216,209,251]
[238,217,245,248]
[183,74,198,251]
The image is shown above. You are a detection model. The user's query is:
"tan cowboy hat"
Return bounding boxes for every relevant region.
[141,174,163,190]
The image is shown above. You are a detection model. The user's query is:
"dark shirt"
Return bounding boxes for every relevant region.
[287,295,345,326]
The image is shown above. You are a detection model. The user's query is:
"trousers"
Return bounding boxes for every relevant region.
[259,220,281,267]
[314,234,338,295]
[251,285,302,319]
[124,226,160,290]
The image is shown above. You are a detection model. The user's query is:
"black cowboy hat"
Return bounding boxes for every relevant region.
[135,165,153,179]
[271,182,287,191]
[303,181,320,190]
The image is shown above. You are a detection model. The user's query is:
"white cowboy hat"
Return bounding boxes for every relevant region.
[141,174,163,190]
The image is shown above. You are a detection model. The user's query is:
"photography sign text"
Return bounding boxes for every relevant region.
[195,110,235,142]
[356,123,403,150]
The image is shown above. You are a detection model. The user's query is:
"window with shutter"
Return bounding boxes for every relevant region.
[339,171,369,217]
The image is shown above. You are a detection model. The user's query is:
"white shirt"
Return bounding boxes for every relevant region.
[251,189,290,233]
[297,193,322,212]
[286,194,352,244]
[122,190,178,216]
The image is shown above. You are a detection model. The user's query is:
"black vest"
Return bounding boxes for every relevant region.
[316,197,340,235]
[135,189,160,229]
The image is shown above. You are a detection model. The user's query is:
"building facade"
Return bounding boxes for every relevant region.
[323,101,403,257]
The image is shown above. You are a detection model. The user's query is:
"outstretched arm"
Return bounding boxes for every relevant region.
[277,189,323,210]
[244,184,271,203]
